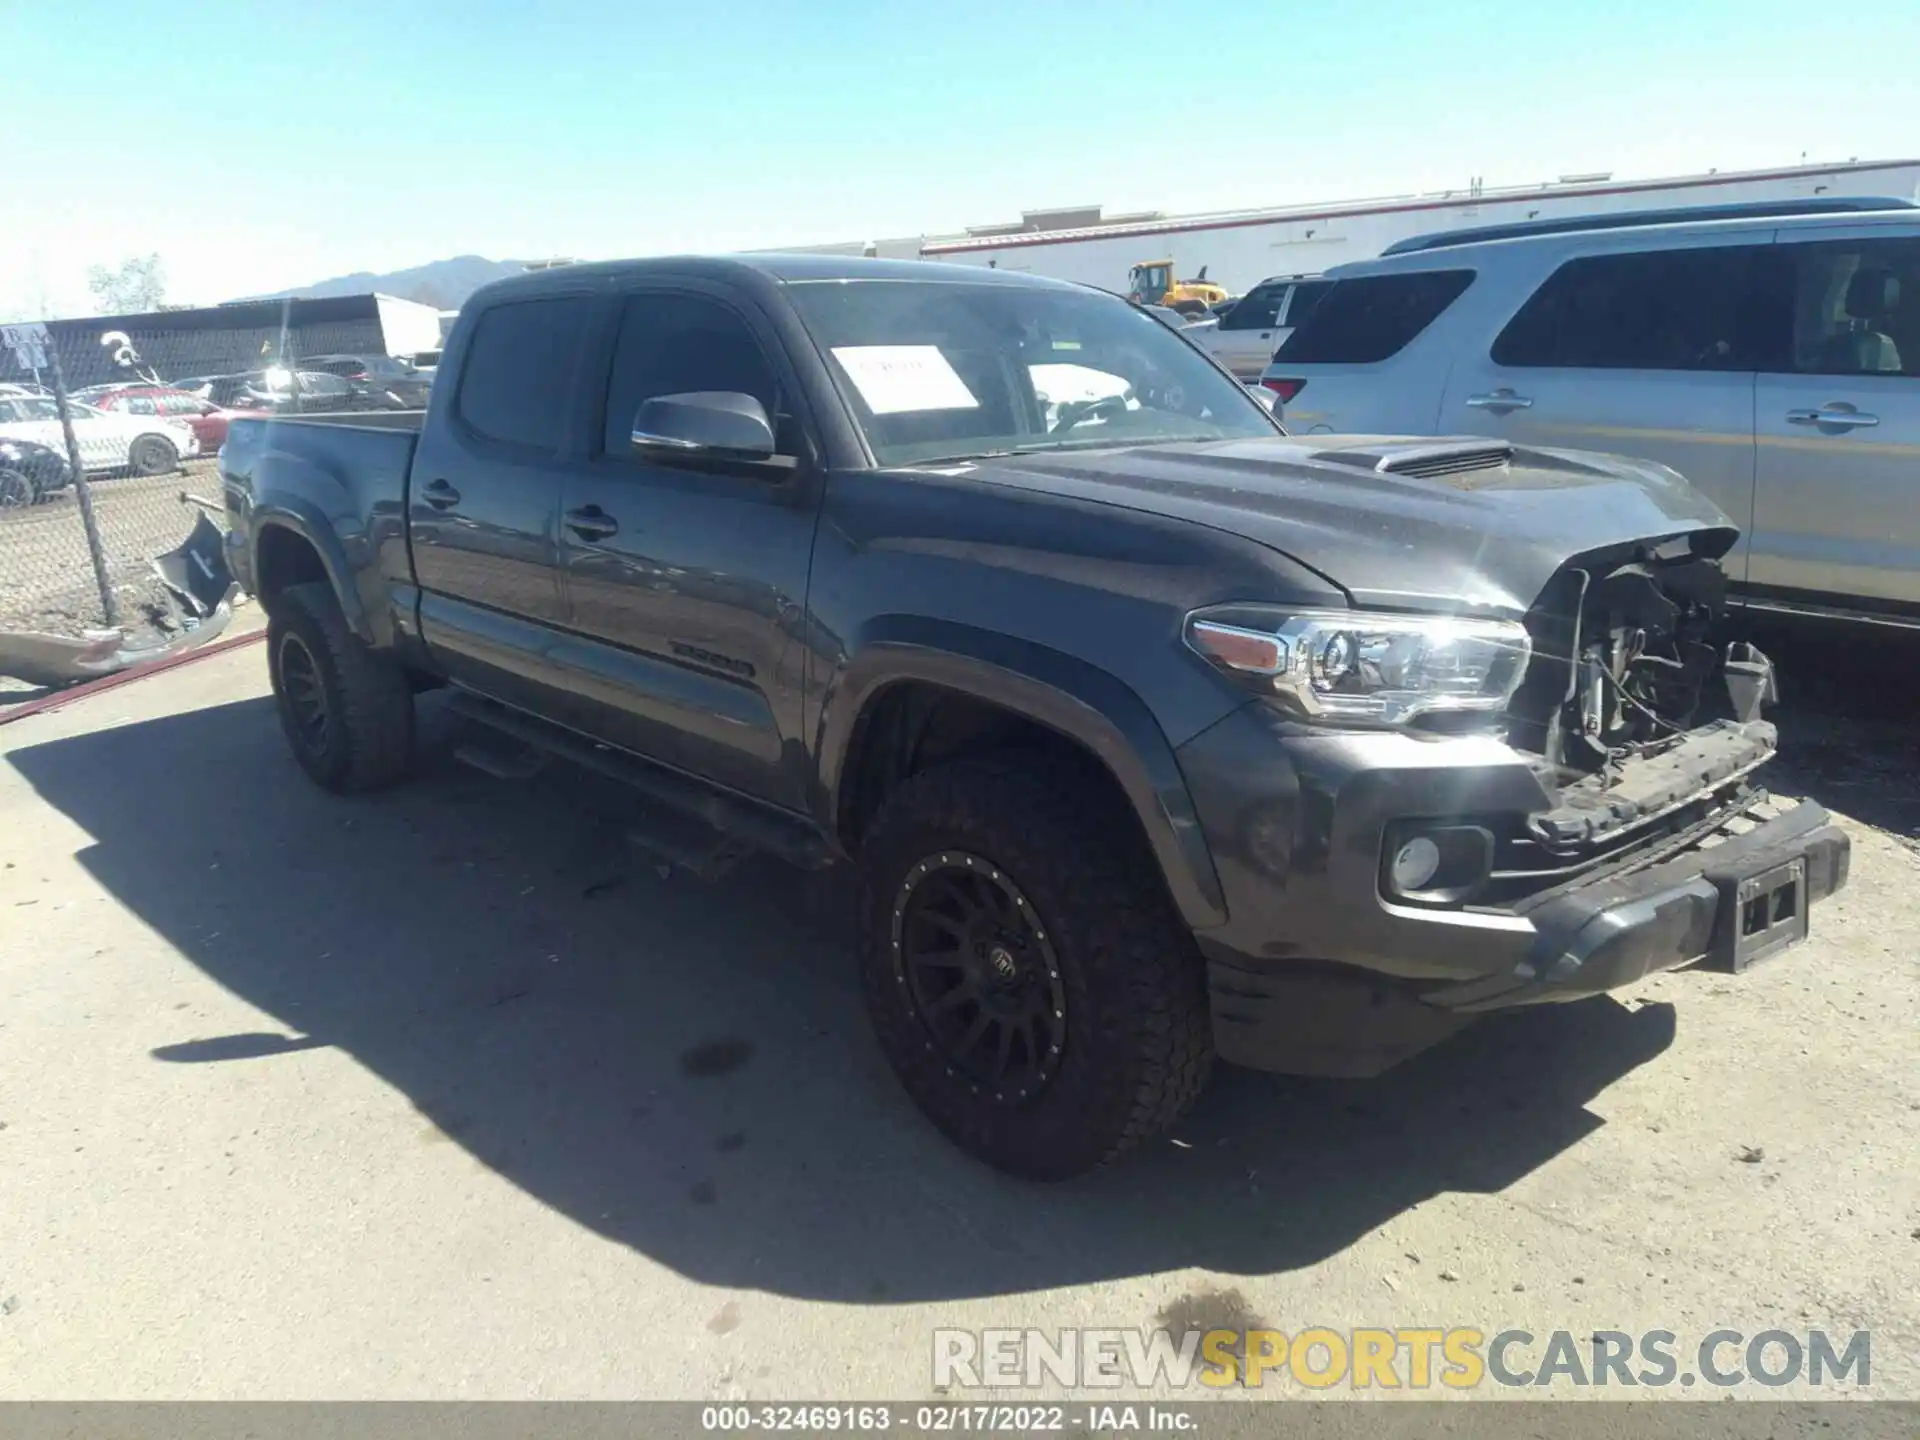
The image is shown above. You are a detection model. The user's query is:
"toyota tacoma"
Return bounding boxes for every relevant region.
[219,256,1849,1179]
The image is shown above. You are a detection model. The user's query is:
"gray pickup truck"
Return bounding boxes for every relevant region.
[220,255,1849,1179]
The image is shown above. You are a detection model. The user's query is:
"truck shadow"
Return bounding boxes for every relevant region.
[10,695,1676,1304]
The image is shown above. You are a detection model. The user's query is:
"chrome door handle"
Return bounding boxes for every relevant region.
[422,478,461,509]
[565,505,619,541]
[1786,407,1879,429]
[1465,390,1533,412]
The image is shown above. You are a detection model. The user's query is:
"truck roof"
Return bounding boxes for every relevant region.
[470,253,1082,303]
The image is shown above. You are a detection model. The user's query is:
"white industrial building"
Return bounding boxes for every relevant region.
[795,158,1920,296]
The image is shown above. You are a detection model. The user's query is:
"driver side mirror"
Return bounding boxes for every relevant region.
[633,391,780,465]
[1244,384,1279,416]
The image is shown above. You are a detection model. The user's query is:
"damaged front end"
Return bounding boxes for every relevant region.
[1435,525,1845,974]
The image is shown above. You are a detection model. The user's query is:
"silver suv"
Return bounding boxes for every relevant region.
[1262,202,1920,625]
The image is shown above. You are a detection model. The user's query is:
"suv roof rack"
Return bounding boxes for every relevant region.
[1379,196,1919,257]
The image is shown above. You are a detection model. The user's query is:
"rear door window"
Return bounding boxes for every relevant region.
[1274,270,1475,363]
[1281,279,1333,327]
[1492,246,1779,371]
[1220,281,1287,331]
[457,296,594,451]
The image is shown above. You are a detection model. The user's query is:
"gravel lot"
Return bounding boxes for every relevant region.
[0,459,222,638]
[0,615,1914,1402]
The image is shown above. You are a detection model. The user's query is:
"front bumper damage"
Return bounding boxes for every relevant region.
[1176,702,1851,1078]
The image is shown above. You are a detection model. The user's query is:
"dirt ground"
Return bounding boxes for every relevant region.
[0,614,1914,1401]
[0,459,221,641]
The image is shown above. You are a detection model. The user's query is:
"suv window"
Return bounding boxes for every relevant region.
[1220,281,1288,331]
[1778,238,1920,377]
[1275,270,1475,364]
[1493,246,1772,371]
[457,296,593,450]
[601,292,782,457]
[1282,279,1333,328]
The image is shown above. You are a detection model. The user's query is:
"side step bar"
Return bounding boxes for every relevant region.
[447,691,836,878]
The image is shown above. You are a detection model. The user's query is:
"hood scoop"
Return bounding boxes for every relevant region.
[1310,439,1516,482]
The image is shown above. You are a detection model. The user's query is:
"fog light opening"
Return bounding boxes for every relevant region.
[1390,836,1442,893]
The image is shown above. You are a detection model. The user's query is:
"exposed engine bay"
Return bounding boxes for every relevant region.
[1473,535,1787,883]
[1506,536,1776,780]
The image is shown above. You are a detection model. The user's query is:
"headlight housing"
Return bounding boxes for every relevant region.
[1187,606,1532,725]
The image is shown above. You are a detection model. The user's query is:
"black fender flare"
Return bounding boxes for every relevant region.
[250,498,379,647]
[816,616,1228,931]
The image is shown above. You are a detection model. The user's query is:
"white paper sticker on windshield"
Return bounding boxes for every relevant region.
[830,345,979,415]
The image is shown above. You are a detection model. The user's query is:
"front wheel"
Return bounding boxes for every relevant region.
[128,435,179,476]
[0,469,31,508]
[856,755,1214,1179]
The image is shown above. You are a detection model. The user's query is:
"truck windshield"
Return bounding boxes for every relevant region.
[788,279,1274,467]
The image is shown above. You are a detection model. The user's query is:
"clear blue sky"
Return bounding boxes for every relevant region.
[2,0,1916,315]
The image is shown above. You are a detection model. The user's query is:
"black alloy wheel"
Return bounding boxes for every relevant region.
[892,851,1069,1104]
[276,630,331,760]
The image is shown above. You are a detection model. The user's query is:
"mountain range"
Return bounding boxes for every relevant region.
[254,256,534,311]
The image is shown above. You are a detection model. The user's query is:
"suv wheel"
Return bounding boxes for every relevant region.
[267,581,415,793]
[857,755,1213,1179]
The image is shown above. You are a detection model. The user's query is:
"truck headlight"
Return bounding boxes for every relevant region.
[1187,607,1531,724]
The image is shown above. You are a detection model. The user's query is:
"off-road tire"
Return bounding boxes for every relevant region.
[268,581,414,793]
[128,435,179,476]
[857,754,1214,1180]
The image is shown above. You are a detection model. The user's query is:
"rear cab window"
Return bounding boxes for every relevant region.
[1273,269,1475,363]
[455,296,594,450]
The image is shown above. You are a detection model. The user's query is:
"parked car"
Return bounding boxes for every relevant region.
[86,385,243,451]
[176,370,382,415]
[220,255,1847,1179]
[0,381,54,398]
[1262,200,1920,627]
[298,353,432,409]
[1193,273,1332,378]
[0,394,197,474]
[0,437,73,506]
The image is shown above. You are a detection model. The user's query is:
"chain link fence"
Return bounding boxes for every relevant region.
[2,303,433,640]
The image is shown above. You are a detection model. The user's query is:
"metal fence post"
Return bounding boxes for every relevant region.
[45,342,120,628]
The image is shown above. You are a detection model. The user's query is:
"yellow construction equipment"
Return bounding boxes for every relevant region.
[1126,260,1229,314]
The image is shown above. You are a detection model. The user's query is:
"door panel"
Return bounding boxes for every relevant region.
[554,287,821,809]
[1440,241,1775,582]
[1750,229,1920,607]
[1442,365,1757,574]
[408,293,592,709]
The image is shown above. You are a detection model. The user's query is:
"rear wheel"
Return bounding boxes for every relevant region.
[267,581,415,792]
[856,755,1214,1179]
[0,469,31,508]
[128,435,179,476]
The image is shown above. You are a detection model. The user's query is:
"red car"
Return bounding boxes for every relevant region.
[86,386,240,451]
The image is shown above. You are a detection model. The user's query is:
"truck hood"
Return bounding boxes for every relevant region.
[954,435,1738,617]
